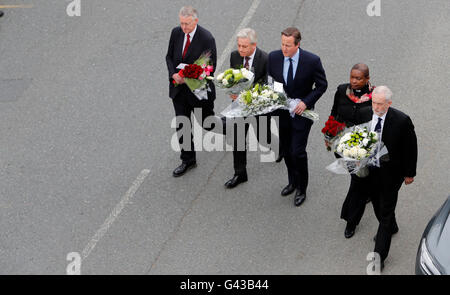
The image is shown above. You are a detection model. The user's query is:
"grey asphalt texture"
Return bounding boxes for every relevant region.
[0,0,449,275]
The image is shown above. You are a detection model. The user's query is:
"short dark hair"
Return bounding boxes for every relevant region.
[351,63,370,78]
[281,27,301,45]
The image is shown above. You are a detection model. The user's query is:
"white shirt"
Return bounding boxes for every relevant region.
[370,112,387,141]
[243,48,256,71]
[182,25,197,55]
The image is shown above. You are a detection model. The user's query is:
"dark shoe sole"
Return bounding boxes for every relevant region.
[345,230,355,239]
[172,163,197,177]
[224,177,248,189]
[294,195,306,207]
[281,186,295,197]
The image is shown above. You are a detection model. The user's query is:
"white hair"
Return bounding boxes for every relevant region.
[236,28,257,44]
[373,85,393,102]
[179,6,198,20]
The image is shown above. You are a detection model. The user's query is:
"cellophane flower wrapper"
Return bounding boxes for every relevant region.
[322,116,347,151]
[326,122,388,177]
[214,68,255,95]
[178,52,214,100]
[221,84,319,121]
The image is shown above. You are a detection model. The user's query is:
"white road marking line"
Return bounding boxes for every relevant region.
[215,0,262,71]
[81,169,151,261]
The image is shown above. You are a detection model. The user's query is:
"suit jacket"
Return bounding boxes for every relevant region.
[166,25,217,99]
[267,48,328,110]
[379,107,418,179]
[361,107,418,179]
[230,47,268,85]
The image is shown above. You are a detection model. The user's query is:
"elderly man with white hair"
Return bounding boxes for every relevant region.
[166,6,217,177]
[366,85,418,272]
[223,27,270,189]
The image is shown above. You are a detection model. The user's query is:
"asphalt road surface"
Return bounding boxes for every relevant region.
[0,0,449,275]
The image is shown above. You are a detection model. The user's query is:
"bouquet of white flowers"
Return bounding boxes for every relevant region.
[221,83,319,120]
[326,123,387,177]
[215,68,255,95]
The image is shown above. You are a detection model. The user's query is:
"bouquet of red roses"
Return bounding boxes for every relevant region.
[322,116,346,151]
[173,52,214,100]
[179,64,206,79]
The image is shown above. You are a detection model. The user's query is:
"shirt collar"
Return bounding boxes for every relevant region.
[246,47,257,61]
[372,111,387,122]
[187,25,197,39]
[284,48,300,63]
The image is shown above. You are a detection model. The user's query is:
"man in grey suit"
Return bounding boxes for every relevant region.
[224,28,270,188]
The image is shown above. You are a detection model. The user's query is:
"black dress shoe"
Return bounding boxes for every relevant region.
[224,174,248,189]
[281,184,295,196]
[294,190,306,207]
[0,11,4,18]
[275,155,283,163]
[172,161,197,177]
[344,223,356,239]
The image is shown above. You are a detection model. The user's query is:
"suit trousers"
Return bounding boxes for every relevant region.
[172,86,216,163]
[281,113,313,194]
[369,166,402,262]
[223,114,272,176]
[340,174,371,226]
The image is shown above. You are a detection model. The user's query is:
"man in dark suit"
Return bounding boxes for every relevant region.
[267,27,327,207]
[223,28,269,188]
[166,6,217,177]
[367,86,417,271]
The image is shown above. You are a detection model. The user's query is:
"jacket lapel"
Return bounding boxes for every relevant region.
[252,48,260,73]
[238,55,244,67]
[382,108,394,141]
[293,48,303,82]
[278,51,286,85]
[175,29,184,61]
[183,25,200,61]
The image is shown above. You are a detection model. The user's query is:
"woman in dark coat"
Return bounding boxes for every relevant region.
[328,63,375,239]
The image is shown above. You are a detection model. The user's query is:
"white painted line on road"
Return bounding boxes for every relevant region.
[81,169,151,261]
[215,0,262,71]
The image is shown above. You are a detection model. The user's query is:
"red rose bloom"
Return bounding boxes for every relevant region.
[182,64,204,79]
[322,117,346,137]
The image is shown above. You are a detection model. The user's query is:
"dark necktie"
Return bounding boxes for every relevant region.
[182,34,190,59]
[375,117,382,133]
[244,56,250,69]
[287,58,294,88]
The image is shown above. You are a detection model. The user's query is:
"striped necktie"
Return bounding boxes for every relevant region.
[182,34,190,59]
